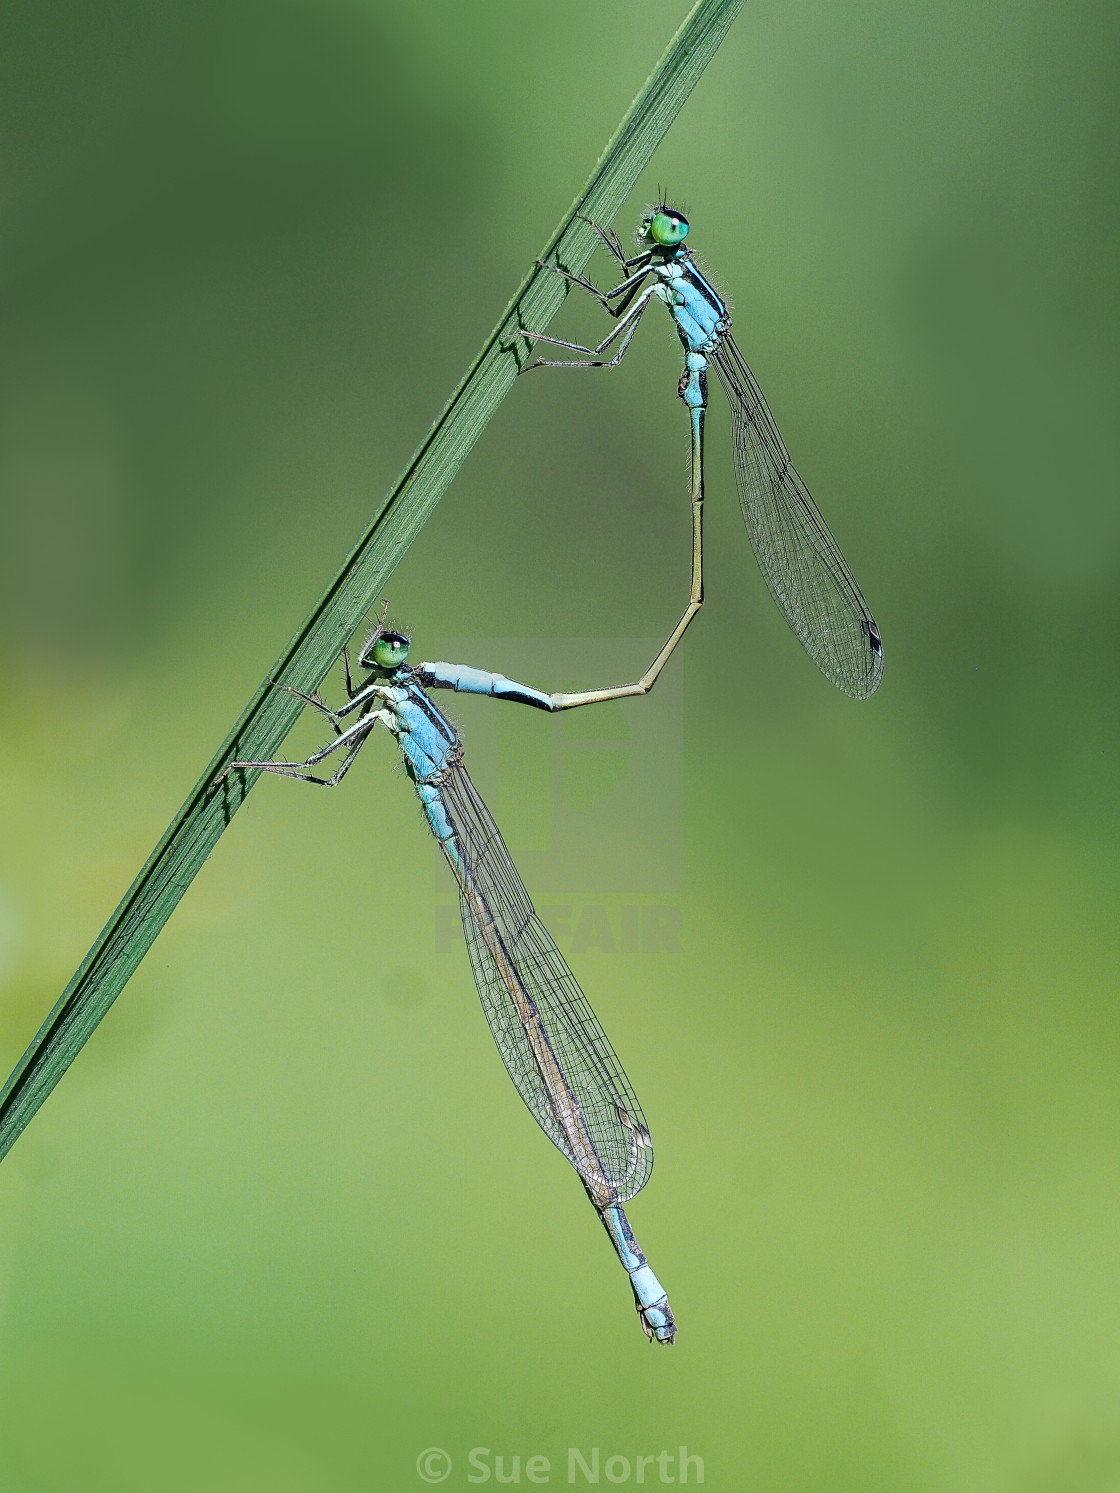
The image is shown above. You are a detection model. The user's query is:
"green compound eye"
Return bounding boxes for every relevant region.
[371,632,410,669]
[649,210,689,246]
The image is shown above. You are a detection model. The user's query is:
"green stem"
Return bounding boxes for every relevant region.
[0,0,745,1163]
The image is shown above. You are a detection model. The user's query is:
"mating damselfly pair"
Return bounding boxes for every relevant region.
[220,204,882,1343]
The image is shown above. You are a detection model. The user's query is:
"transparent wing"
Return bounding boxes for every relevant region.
[712,334,884,699]
[435,757,653,1204]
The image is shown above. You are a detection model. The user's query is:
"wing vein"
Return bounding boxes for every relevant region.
[713,334,884,699]
[435,757,653,1203]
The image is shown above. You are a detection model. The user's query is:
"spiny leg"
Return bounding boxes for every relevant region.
[519,254,656,373]
[523,290,653,372]
[534,260,609,304]
[570,212,653,275]
[574,212,629,266]
[535,256,653,310]
[258,640,384,733]
[526,315,644,372]
[275,684,343,734]
[213,712,386,789]
[265,625,384,737]
[222,737,367,788]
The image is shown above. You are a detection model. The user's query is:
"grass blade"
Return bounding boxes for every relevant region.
[0,0,744,1162]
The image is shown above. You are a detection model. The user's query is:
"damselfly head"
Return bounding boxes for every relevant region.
[361,628,411,673]
[639,204,689,249]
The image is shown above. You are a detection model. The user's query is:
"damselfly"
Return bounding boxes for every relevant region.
[217,611,677,1343]
[522,204,884,701]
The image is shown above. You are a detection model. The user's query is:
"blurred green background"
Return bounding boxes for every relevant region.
[1,0,1118,1487]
